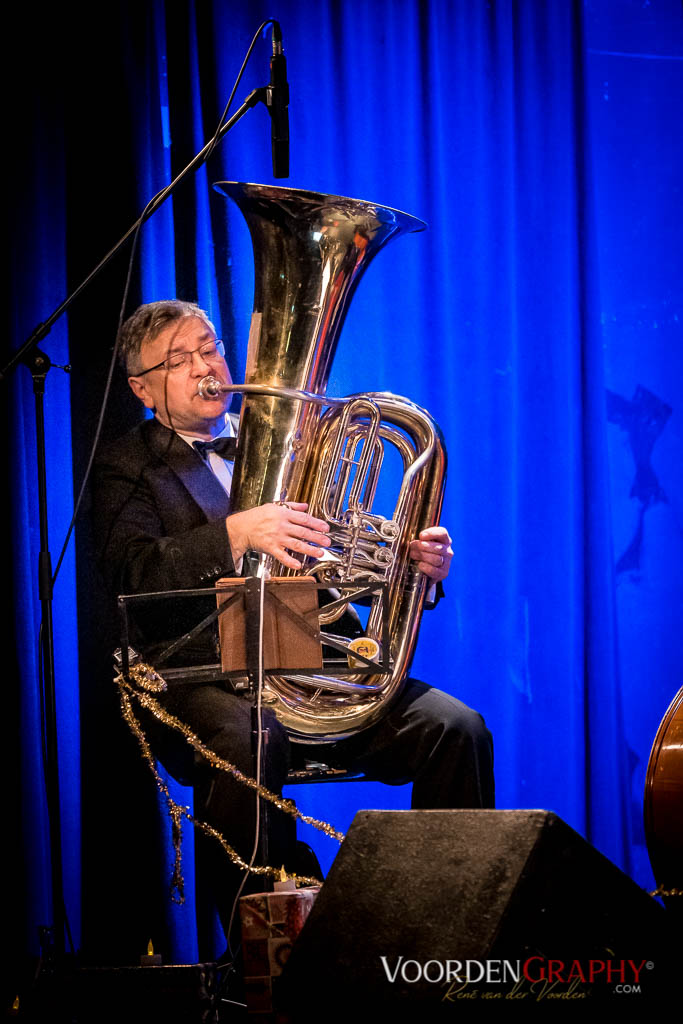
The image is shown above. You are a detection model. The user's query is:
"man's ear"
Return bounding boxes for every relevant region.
[128,375,155,410]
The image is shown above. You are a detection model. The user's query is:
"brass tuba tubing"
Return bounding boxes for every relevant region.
[198,376,347,408]
[213,183,446,742]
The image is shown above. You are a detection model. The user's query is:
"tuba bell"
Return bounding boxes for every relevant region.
[205,182,447,743]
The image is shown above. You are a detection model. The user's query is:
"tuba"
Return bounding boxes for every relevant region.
[205,183,446,743]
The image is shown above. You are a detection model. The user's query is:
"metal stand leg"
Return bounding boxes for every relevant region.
[244,576,271,885]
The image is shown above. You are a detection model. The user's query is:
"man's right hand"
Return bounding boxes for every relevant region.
[225,502,331,570]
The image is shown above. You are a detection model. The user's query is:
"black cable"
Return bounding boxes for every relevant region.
[50,19,277,588]
[204,20,276,165]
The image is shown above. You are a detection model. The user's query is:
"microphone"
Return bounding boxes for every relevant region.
[267,22,289,178]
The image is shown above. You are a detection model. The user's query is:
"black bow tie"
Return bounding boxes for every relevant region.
[194,436,237,461]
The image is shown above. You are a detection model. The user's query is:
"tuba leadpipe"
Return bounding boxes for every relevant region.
[208,183,447,742]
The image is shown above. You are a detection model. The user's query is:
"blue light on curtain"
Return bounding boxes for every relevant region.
[586,4,683,891]
[10,55,81,952]
[10,0,682,967]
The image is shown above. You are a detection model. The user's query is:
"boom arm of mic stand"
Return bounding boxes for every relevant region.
[1,87,267,382]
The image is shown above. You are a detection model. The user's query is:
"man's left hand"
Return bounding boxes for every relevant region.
[409,526,453,583]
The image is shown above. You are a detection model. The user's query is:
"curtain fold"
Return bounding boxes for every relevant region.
[8,6,81,961]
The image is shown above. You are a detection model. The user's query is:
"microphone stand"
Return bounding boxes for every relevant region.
[2,82,272,966]
[2,87,268,383]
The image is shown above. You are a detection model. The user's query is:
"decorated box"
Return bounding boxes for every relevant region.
[239,885,320,1016]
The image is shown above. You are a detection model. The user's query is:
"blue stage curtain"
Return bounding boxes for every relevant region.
[9,0,682,966]
[8,9,82,961]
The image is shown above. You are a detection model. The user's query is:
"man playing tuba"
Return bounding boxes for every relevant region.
[93,299,494,943]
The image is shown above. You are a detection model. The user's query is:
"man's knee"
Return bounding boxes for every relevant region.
[443,702,492,752]
[405,682,491,748]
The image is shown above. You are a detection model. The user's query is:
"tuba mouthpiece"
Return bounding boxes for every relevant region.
[198,375,223,399]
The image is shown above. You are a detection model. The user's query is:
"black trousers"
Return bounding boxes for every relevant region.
[158,678,494,941]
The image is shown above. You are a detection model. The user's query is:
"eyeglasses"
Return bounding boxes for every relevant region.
[134,339,226,376]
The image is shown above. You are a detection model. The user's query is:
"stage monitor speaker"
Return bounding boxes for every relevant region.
[279,810,672,1014]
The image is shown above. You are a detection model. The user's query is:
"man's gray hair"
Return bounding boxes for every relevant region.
[118,300,215,375]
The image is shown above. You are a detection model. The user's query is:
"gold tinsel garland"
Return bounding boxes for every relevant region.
[115,661,345,903]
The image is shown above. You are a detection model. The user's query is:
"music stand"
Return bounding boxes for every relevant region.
[116,577,391,870]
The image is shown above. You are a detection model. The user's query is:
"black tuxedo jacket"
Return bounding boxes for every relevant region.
[93,415,240,659]
[93,413,440,659]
